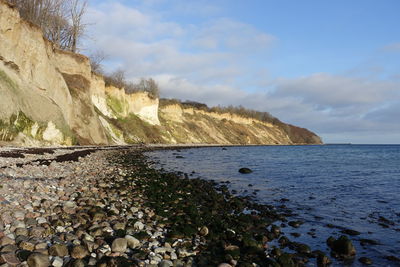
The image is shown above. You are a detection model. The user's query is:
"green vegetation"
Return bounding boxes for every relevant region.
[106,94,126,115]
[160,98,321,144]
[0,112,44,141]
[107,114,165,144]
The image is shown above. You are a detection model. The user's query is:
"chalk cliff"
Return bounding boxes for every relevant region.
[0,0,322,146]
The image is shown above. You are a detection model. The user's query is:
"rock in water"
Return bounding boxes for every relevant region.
[359,257,373,265]
[27,253,50,267]
[327,235,356,258]
[238,168,252,174]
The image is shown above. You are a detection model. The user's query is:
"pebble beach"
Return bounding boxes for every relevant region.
[0,146,364,267]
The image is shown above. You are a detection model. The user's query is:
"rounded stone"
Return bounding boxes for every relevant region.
[199,226,209,236]
[26,253,50,267]
[125,235,140,249]
[111,238,127,253]
[238,168,252,174]
[19,241,35,251]
[49,244,69,257]
[359,257,373,265]
[70,245,88,259]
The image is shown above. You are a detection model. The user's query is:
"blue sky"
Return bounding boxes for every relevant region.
[84,0,400,143]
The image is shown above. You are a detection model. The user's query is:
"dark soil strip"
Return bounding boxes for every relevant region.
[0,152,25,158]
[14,149,98,167]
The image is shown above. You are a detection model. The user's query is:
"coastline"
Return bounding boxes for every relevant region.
[0,146,361,267]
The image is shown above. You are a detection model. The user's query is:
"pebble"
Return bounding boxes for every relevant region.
[70,245,88,259]
[111,238,127,253]
[125,235,140,249]
[52,257,64,267]
[26,253,50,267]
[49,244,69,257]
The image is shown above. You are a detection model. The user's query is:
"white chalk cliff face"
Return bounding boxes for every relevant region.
[0,1,160,146]
[0,0,321,146]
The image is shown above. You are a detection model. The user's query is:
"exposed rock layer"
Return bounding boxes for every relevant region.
[0,0,322,146]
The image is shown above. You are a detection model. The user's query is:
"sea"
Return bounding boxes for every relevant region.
[146,144,400,267]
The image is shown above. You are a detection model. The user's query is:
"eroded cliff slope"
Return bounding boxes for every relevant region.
[0,0,322,146]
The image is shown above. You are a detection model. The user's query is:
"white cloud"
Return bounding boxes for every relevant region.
[83,1,400,144]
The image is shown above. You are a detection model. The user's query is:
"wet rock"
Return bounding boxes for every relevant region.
[277,253,295,267]
[359,238,379,246]
[316,253,331,267]
[341,229,360,236]
[26,252,50,267]
[238,168,252,174]
[288,220,303,228]
[111,238,127,253]
[49,244,69,257]
[359,257,373,265]
[327,235,356,258]
[385,255,400,262]
[199,226,209,236]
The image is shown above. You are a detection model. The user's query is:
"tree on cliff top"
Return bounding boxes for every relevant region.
[8,0,87,52]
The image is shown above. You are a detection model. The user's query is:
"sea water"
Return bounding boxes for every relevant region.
[146,145,400,266]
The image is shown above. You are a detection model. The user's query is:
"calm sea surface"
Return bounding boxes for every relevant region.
[146,145,400,266]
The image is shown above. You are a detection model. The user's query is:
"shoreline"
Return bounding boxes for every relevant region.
[0,146,367,266]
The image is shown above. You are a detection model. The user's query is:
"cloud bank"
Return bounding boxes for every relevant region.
[83,1,400,144]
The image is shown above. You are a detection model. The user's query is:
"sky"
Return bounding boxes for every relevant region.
[82,0,400,144]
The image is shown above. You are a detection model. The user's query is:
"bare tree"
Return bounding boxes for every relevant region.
[68,0,87,52]
[8,0,87,52]
[89,50,107,73]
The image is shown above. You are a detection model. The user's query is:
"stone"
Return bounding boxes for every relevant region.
[19,240,35,251]
[70,245,88,259]
[13,211,25,221]
[0,236,15,246]
[1,252,21,266]
[113,222,126,231]
[359,257,373,265]
[218,264,232,267]
[1,245,18,253]
[52,257,64,267]
[26,253,50,267]
[29,227,45,238]
[199,226,209,236]
[317,254,331,267]
[125,235,140,249]
[69,259,86,267]
[159,260,173,267]
[133,221,145,230]
[49,244,69,257]
[111,238,127,253]
[238,168,252,174]
[16,249,32,262]
[14,227,29,236]
[328,235,356,257]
